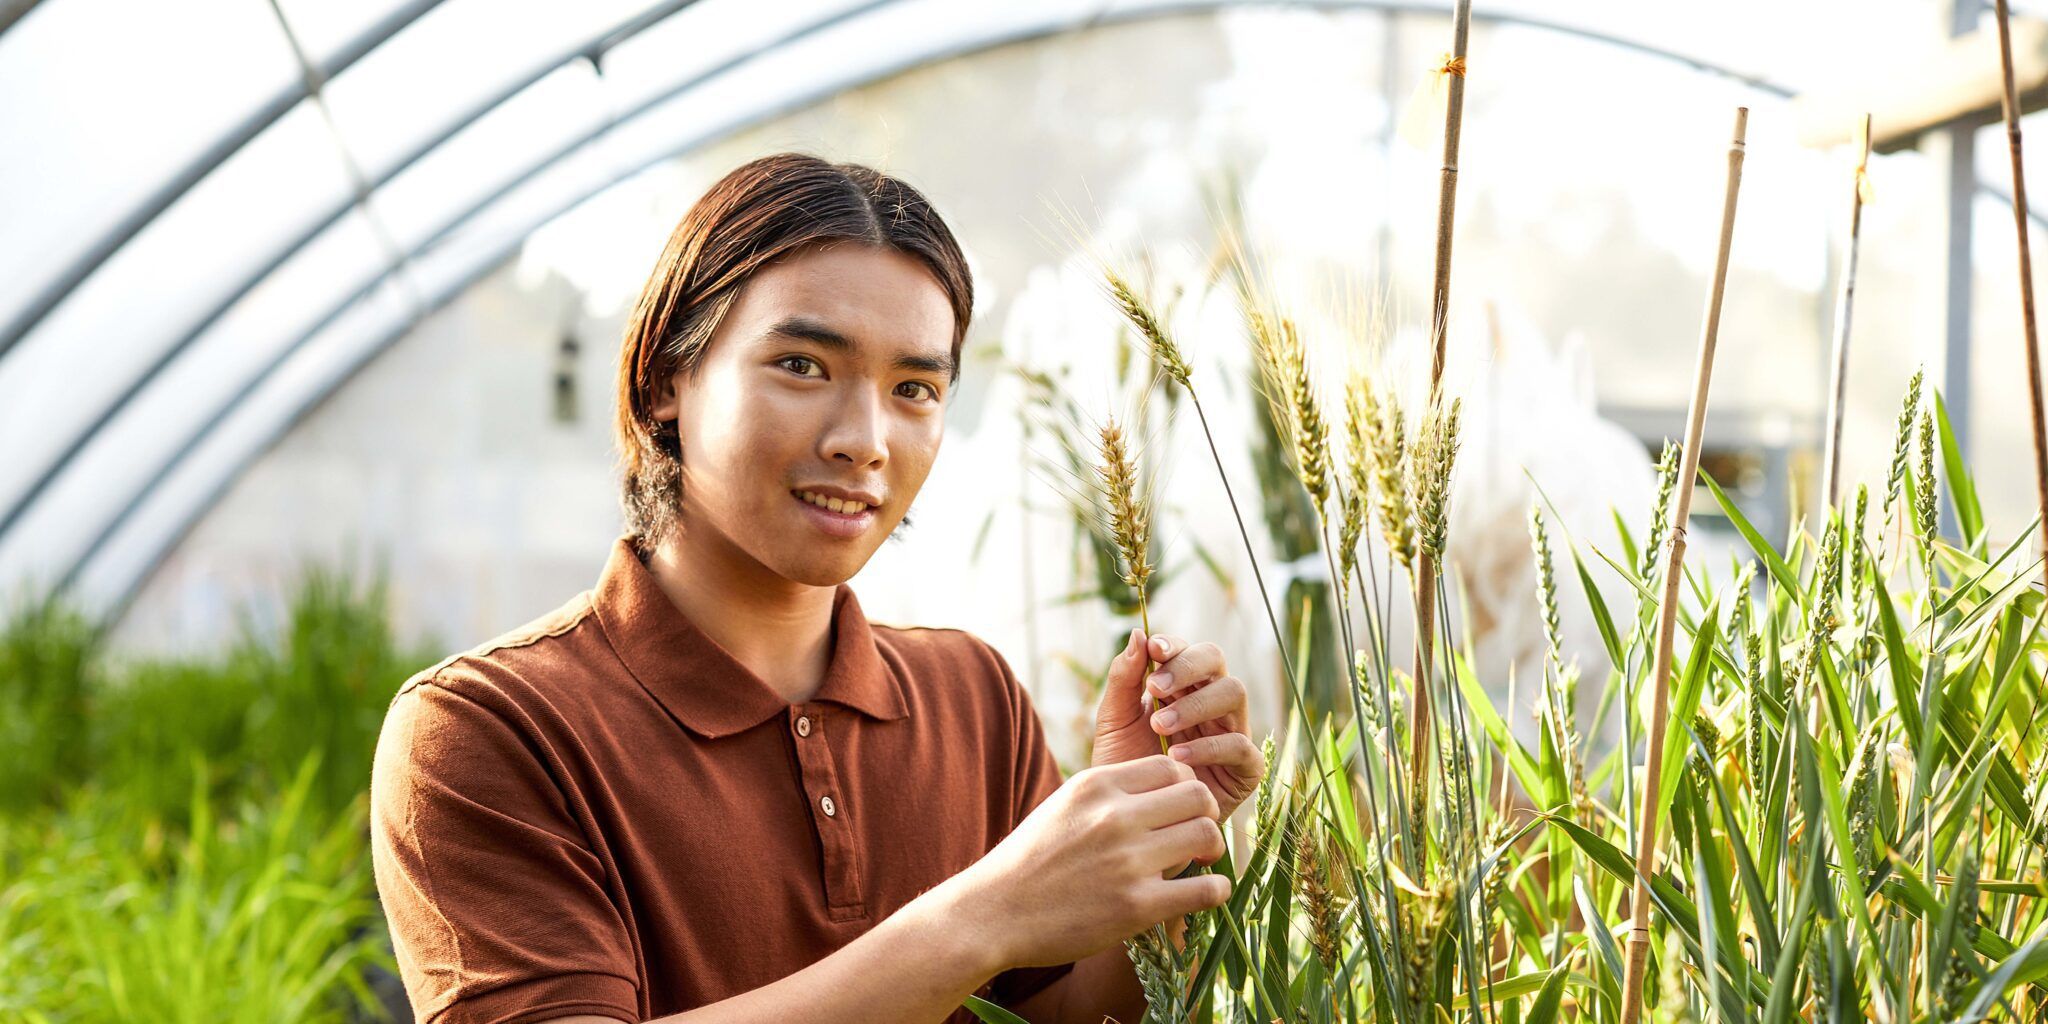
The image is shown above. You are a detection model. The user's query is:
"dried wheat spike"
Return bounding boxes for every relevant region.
[1105,269,1193,389]
[1096,419,1153,592]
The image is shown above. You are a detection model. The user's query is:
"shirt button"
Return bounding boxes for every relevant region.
[795,715,811,737]
[820,795,837,817]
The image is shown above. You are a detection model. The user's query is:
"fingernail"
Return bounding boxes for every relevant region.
[1153,707,1179,731]
[1147,670,1171,693]
[1170,745,1190,761]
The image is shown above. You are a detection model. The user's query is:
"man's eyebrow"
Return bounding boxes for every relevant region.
[763,315,955,380]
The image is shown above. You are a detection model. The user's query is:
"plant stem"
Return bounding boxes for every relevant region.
[1820,112,1872,511]
[1426,0,1474,391]
[1992,0,2048,597]
[1409,0,1473,863]
[1618,105,1747,1024]
[1140,589,1168,757]
[1407,563,1439,862]
[1189,391,1295,676]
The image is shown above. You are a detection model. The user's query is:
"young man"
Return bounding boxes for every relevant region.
[369,153,1266,1024]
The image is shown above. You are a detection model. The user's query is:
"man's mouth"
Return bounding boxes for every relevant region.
[792,489,874,515]
[790,489,879,540]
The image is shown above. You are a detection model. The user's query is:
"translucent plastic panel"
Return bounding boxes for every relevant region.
[0,209,390,591]
[598,0,863,114]
[66,136,622,606]
[319,0,649,183]
[0,98,359,515]
[406,138,623,305]
[272,0,426,69]
[11,0,1930,608]
[371,59,606,253]
[68,275,421,619]
[600,0,1068,176]
[0,0,299,334]
[1465,0,1934,97]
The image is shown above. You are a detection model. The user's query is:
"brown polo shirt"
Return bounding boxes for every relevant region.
[369,534,1077,1024]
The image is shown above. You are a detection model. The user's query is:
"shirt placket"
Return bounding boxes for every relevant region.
[789,704,866,920]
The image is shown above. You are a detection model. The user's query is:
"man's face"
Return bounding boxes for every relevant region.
[651,243,956,587]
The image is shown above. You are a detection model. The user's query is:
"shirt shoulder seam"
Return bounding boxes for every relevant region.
[399,594,598,699]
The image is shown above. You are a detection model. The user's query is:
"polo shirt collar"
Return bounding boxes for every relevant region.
[592,535,908,739]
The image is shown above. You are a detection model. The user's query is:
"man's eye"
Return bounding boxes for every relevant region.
[778,356,820,376]
[897,381,939,402]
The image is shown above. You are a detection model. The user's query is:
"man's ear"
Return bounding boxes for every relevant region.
[649,370,680,422]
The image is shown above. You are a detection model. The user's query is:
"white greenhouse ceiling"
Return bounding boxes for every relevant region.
[0,0,1841,626]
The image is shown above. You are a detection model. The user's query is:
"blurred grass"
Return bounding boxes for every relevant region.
[0,561,438,1023]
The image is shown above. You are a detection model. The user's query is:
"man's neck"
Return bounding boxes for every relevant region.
[643,526,838,705]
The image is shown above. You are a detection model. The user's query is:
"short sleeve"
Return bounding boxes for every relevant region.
[978,641,1078,1008]
[370,678,641,1024]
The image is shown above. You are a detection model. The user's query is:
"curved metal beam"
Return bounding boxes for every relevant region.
[2,0,1805,556]
[46,0,1812,617]
[0,0,448,359]
[0,0,45,40]
[0,0,710,544]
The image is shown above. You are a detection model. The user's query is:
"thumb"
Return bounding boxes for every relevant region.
[1097,628,1150,725]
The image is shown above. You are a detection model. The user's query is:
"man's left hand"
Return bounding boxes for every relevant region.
[1090,629,1265,825]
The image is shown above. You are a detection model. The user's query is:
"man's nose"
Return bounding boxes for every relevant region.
[824,386,886,467]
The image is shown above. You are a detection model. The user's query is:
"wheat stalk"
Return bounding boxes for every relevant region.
[1103,268,1308,708]
[1734,562,1768,793]
[1426,0,1474,390]
[1293,809,1344,979]
[1405,0,1475,871]
[1368,385,1417,570]
[1106,268,1374,853]
[1870,368,1925,587]
[1095,418,1167,758]
[1820,113,1874,509]
[1097,415,1220,1017]
[1251,311,1331,512]
[1884,369,1924,521]
[1992,0,2048,597]
[1530,504,1587,822]
[1402,397,1462,846]
[1106,267,1194,390]
[1849,483,1871,604]
[1409,399,1463,562]
[1790,524,1843,707]
[1641,441,1682,583]
[1618,106,1747,1024]
[1916,406,1939,552]
[1617,443,1681,833]
[1340,374,1376,594]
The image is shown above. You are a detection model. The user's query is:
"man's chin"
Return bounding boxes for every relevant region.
[764,549,872,589]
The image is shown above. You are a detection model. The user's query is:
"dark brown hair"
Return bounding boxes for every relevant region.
[613,153,974,556]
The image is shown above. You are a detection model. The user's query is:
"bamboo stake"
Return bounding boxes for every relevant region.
[1406,0,1473,855]
[1993,0,2048,594]
[1618,106,1748,1024]
[1820,113,1873,510]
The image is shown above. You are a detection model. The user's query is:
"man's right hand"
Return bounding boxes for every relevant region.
[943,753,1230,969]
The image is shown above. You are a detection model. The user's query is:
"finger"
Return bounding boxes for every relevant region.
[1130,777,1220,830]
[1135,815,1227,875]
[1145,632,1189,666]
[1146,640,1227,698]
[1150,675,1246,735]
[1096,628,1150,725]
[1102,752,1197,794]
[1139,871,1233,923]
[1168,732,1265,778]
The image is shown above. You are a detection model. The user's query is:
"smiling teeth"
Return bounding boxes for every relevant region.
[798,490,868,514]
